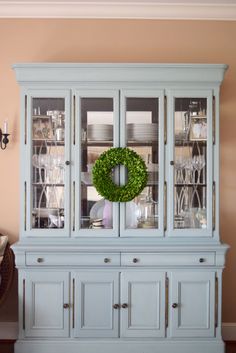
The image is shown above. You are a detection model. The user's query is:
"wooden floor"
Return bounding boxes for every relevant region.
[0,340,235,353]
[226,341,236,353]
[0,340,16,353]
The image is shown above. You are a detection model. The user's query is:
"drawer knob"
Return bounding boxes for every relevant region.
[133,258,139,263]
[37,258,44,263]
[122,303,128,309]
[63,303,70,309]
[172,303,178,309]
[104,258,110,263]
[199,258,205,263]
[170,160,175,166]
[65,160,70,166]
[113,304,120,309]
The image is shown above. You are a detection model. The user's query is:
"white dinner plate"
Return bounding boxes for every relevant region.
[90,199,106,220]
[89,199,139,228]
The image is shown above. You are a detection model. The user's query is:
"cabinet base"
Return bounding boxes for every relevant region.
[15,339,225,353]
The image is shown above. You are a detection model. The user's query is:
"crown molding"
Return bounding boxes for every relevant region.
[13,63,228,86]
[0,2,236,20]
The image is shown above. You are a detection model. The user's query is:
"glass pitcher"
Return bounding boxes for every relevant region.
[137,190,158,229]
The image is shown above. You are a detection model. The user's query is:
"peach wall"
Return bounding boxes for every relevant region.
[0,19,235,323]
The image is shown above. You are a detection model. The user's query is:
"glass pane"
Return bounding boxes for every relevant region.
[174,98,207,229]
[125,98,159,230]
[80,98,114,230]
[31,98,65,229]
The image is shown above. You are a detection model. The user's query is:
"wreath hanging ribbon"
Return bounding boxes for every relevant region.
[92,147,148,202]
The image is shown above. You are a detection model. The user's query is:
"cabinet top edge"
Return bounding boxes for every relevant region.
[12,63,228,85]
[12,63,229,69]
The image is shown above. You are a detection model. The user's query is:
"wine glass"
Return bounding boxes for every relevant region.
[56,154,65,184]
[175,156,184,184]
[193,155,206,184]
[184,157,194,184]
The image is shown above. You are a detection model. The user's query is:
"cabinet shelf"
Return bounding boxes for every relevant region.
[81,181,159,187]
[82,140,113,147]
[175,140,207,146]
[82,140,158,147]
[32,115,51,119]
[32,139,65,146]
[32,183,64,187]
[32,207,64,216]
[174,183,206,187]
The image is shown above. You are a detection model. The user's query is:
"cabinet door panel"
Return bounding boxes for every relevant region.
[73,90,119,237]
[23,90,71,237]
[24,271,69,337]
[120,90,165,237]
[73,271,119,337]
[170,271,215,337]
[167,90,213,237]
[120,271,166,337]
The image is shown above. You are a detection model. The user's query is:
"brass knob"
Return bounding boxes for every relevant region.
[122,303,128,309]
[170,161,175,166]
[37,258,44,263]
[172,303,178,309]
[199,258,205,263]
[104,258,110,263]
[63,303,70,309]
[133,258,139,263]
[113,304,120,309]
[65,161,70,166]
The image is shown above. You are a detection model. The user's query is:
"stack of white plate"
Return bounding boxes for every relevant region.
[127,123,158,142]
[87,124,113,141]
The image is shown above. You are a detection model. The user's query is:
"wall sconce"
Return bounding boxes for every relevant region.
[0,121,10,150]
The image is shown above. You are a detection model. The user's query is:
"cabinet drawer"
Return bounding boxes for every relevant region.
[26,253,120,266]
[121,253,215,266]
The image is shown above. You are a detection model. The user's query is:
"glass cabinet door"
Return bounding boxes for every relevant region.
[168,90,213,237]
[26,90,70,236]
[120,90,164,237]
[73,90,119,237]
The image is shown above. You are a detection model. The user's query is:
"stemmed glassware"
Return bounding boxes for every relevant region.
[55,155,65,184]
[175,156,184,184]
[184,157,194,184]
[174,152,206,229]
[192,155,206,184]
[175,155,206,185]
[32,154,65,184]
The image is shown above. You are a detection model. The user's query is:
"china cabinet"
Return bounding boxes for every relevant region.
[13,63,228,353]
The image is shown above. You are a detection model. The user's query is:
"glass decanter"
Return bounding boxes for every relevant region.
[137,189,158,229]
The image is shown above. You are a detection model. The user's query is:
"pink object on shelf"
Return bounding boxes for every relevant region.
[102,200,112,228]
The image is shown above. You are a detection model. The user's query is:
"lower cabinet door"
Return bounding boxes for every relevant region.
[169,271,215,338]
[24,271,70,337]
[73,271,119,337]
[120,271,166,338]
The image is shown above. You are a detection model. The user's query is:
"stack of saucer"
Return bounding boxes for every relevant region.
[87,124,113,141]
[127,123,158,142]
[90,218,104,229]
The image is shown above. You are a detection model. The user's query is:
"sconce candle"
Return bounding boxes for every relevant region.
[3,120,8,134]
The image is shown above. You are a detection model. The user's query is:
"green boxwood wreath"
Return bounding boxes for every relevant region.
[92,147,148,202]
